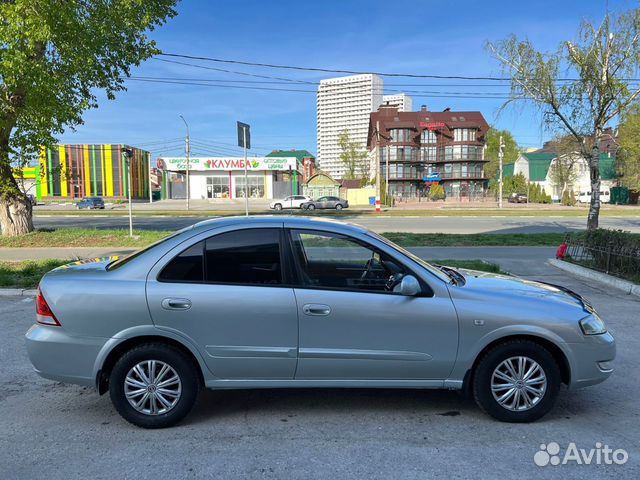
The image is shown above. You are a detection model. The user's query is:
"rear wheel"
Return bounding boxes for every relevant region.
[472,340,561,422]
[335,204,343,210]
[308,204,316,210]
[109,343,200,428]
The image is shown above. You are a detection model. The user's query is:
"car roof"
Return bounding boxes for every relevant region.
[190,215,368,236]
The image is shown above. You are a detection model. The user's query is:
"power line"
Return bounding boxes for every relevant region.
[159,52,640,82]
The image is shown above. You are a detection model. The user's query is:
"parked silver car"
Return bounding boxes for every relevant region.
[302,196,349,210]
[26,217,615,428]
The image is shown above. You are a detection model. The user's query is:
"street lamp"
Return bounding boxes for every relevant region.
[179,114,190,211]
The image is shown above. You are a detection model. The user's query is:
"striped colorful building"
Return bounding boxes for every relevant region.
[31,144,151,201]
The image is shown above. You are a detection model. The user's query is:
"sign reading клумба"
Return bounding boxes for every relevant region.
[158,156,297,172]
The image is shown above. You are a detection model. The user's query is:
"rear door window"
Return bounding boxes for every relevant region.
[205,229,283,285]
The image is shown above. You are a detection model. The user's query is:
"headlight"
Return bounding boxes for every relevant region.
[579,313,607,335]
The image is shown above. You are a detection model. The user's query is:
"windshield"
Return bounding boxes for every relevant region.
[365,231,454,284]
[106,226,192,270]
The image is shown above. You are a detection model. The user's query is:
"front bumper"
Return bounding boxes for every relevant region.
[566,331,616,389]
[25,324,108,387]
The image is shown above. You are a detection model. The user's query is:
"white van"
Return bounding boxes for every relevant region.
[576,188,610,203]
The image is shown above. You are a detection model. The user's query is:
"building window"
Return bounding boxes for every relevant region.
[235,176,265,198]
[390,129,414,142]
[206,176,230,199]
[421,130,437,144]
[453,128,476,142]
[421,147,437,162]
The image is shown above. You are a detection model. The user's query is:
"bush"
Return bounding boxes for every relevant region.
[561,189,576,206]
[428,183,445,201]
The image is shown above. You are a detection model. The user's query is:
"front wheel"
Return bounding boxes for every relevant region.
[274,203,282,211]
[307,204,316,211]
[472,340,561,423]
[109,343,200,428]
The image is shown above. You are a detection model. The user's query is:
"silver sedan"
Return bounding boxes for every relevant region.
[25,216,615,428]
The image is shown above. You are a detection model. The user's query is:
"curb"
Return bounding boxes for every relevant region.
[0,288,37,297]
[548,258,640,298]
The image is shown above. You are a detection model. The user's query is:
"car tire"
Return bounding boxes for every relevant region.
[472,339,561,423]
[308,204,315,211]
[274,203,282,211]
[109,343,200,429]
[335,204,343,210]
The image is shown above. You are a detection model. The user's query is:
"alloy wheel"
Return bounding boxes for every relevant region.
[124,360,182,416]
[490,356,547,411]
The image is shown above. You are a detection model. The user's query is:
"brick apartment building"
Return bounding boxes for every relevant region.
[367,105,490,199]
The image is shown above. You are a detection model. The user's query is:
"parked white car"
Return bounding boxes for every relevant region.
[575,189,610,204]
[269,195,312,210]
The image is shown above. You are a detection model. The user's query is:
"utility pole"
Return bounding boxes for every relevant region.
[148,152,153,204]
[179,115,190,211]
[375,120,381,213]
[498,135,504,209]
[385,143,390,197]
[243,127,248,216]
[123,148,134,237]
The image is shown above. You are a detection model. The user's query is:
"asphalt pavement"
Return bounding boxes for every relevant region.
[33,214,640,233]
[1,250,638,479]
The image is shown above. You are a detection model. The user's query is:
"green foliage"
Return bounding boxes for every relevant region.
[618,103,640,191]
[428,183,445,201]
[527,183,552,203]
[338,130,369,179]
[489,173,527,197]
[484,128,520,179]
[487,8,640,228]
[561,189,577,206]
[0,259,70,288]
[0,0,178,199]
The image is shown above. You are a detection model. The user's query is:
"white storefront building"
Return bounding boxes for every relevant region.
[157,156,300,200]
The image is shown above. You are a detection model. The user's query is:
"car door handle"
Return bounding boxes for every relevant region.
[161,298,192,310]
[302,304,331,316]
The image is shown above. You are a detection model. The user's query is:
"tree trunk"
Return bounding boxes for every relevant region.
[587,131,601,230]
[0,128,34,236]
[0,194,33,236]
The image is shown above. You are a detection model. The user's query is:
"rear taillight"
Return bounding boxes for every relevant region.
[36,287,60,326]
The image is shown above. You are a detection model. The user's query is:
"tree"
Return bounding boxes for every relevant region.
[428,183,445,201]
[338,130,369,180]
[0,0,178,236]
[617,103,640,191]
[484,128,520,179]
[487,8,640,229]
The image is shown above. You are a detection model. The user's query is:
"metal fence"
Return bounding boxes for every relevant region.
[564,234,640,282]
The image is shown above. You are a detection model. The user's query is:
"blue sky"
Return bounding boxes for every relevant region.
[59,0,632,159]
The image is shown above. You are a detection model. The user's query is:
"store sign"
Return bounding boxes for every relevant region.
[157,156,296,171]
[423,172,442,184]
[419,122,446,130]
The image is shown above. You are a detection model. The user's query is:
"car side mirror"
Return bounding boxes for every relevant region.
[399,275,421,296]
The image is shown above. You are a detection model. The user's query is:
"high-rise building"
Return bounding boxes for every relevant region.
[316,74,383,179]
[382,94,413,112]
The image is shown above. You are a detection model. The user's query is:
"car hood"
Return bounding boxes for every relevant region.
[451,267,589,312]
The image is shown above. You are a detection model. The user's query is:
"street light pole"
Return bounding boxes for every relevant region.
[123,148,133,237]
[179,115,190,211]
[498,135,504,209]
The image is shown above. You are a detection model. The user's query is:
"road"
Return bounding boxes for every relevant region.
[1,249,639,479]
[33,214,640,233]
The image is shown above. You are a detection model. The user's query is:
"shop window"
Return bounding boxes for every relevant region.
[235,176,265,198]
[206,176,230,199]
[205,229,282,285]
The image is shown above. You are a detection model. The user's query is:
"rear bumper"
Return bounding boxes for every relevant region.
[25,324,107,387]
[566,331,616,389]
